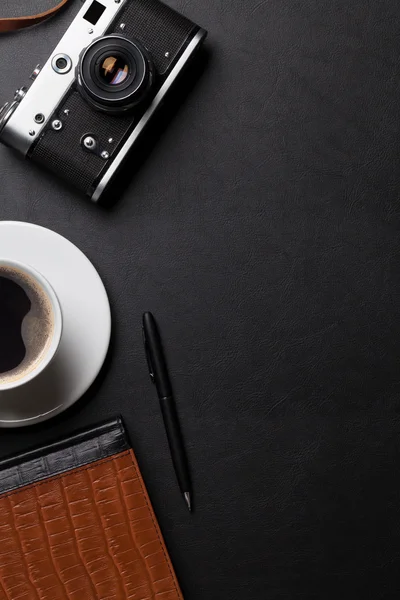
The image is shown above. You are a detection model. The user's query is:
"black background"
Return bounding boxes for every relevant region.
[1,1,400,598]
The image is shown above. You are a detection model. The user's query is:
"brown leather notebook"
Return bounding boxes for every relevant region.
[0,417,183,599]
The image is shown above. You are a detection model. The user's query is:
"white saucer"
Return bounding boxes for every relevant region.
[0,222,111,427]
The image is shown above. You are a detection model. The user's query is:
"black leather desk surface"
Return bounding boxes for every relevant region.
[1,1,400,598]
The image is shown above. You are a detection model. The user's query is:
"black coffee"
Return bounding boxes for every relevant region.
[0,266,54,385]
[0,276,31,373]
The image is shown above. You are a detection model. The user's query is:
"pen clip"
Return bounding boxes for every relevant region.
[142,327,155,384]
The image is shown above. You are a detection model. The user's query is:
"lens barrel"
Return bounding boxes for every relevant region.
[78,35,155,112]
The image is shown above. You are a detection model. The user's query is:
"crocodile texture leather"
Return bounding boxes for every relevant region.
[0,421,183,600]
[0,418,129,494]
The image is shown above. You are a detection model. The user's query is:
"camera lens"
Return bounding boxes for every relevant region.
[55,57,68,70]
[99,55,129,86]
[78,36,155,113]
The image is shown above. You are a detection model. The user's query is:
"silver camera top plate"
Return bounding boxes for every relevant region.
[0,0,127,155]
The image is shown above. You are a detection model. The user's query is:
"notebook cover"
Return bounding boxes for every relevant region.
[0,417,183,600]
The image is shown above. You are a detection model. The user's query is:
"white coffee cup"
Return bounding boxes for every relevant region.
[0,259,63,392]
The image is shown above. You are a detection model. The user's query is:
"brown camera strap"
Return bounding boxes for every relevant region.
[0,0,71,33]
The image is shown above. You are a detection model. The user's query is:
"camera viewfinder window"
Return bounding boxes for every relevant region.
[84,1,106,25]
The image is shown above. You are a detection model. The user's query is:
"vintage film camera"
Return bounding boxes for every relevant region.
[0,0,207,201]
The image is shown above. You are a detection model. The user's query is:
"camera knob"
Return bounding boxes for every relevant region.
[30,65,42,80]
[14,87,27,102]
[0,101,18,133]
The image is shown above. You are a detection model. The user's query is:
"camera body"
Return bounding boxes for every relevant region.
[0,0,207,202]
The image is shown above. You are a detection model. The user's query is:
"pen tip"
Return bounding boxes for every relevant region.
[184,492,192,512]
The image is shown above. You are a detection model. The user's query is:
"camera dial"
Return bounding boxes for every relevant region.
[0,101,19,134]
[14,87,27,102]
[77,35,155,113]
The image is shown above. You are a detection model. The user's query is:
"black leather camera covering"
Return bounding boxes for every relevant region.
[31,89,134,194]
[112,0,195,74]
[1,0,400,599]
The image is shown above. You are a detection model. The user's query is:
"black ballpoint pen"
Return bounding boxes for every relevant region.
[142,312,192,512]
